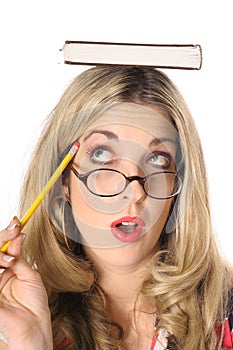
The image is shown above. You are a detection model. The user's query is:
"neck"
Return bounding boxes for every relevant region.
[99,261,147,304]
[89,251,156,325]
[84,246,157,345]
[99,258,157,346]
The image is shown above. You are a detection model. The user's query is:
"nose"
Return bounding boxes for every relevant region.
[127,177,147,203]
[122,162,147,203]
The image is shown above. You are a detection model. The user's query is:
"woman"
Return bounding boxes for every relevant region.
[0,66,232,350]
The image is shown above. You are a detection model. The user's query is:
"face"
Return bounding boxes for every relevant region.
[65,103,179,269]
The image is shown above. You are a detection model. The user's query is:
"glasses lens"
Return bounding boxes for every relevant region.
[145,172,181,199]
[87,169,126,196]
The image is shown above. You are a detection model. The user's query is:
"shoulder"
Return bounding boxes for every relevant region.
[222,288,233,349]
[221,315,233,349]
[54,336,73,350]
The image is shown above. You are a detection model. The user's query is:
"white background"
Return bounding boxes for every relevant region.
[0,1,232,262]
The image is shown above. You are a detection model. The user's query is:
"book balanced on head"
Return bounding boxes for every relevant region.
[61,40,202,70]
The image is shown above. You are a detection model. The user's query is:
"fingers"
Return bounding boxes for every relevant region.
[0,252,15,268]
[0,217,21,249]
[0,217,24,275]
[0,218,36,280]
[5,233,25,258]
[0,233,26,268]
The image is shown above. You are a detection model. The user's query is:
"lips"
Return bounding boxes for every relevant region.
[110,216,145,243]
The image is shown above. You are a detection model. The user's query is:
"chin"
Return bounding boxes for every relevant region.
[86,237,159,269]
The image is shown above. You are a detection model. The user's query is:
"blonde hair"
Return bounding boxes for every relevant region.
[20,66,232,349]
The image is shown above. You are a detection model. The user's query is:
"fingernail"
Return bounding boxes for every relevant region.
[0,268,5,274]
[2,255,15,263]
[7,223,20,231]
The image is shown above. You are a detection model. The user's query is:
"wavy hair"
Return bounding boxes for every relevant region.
[20,66,232,349]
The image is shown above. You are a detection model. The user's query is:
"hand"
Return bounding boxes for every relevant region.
[0,218,53,350]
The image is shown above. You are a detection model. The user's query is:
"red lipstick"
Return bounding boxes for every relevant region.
[110,216,145,243]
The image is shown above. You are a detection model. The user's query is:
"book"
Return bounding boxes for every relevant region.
[61,40,202,70]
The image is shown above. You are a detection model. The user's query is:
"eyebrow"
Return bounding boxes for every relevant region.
[83,129,176,147]
[148,137,177,147]
[83,130,119,142]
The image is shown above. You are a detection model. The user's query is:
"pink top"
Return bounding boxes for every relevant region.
[54,314,233,349]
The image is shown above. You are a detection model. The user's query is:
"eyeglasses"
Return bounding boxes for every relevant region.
[69,165,182,200]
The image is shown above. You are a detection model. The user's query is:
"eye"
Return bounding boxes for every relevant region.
[86,145,116,165]
[147,152,171,169]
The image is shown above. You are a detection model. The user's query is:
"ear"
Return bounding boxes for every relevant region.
[63,185,70,201]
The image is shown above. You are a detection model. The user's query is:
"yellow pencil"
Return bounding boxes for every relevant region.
[0,141,80,253]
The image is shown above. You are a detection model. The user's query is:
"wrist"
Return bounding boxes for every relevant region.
[8,313,53,350]
[8,332,53,350]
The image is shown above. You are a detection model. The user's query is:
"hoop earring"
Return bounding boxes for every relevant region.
[62,199,83,255]
[164,196,178,234]
[62,200,72,250]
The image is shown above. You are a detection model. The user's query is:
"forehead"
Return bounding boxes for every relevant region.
[82,102,177,141]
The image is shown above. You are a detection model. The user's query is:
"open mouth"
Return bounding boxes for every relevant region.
[111,216,145,243]
[116,221,139,234]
